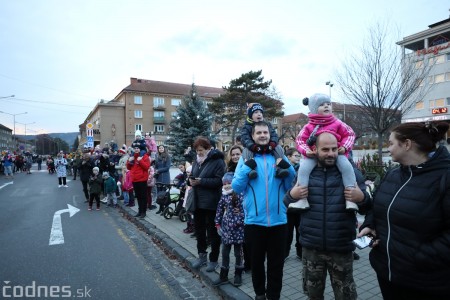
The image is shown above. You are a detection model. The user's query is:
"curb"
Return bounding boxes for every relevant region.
[118,204,252,300]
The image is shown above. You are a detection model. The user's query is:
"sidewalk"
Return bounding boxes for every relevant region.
[119,202,381,300]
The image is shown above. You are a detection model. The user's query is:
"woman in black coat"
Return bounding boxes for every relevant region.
[189,136,226,272]
[359,122,450,300]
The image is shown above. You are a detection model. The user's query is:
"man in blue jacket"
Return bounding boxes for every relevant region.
[232,121,295,300]
[283,132,371,300]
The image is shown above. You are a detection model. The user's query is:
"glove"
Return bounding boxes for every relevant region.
[268,142,277,151]
[244,159,257,169]
[251,144,262,153]
[306,135,317,147]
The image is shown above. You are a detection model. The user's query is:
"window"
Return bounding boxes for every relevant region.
[171,98,181,106]
[417,78,425,87]
[134,110,142,118]
[415,101,424,110]
[171,112,178,119]
[154,111,164,118]
[429,98,445,108]
[434,54,445,64]
[415,60,424,69]
[447,53,450,61]
[134,95,142,104]
[154,125,164,133]
[447,97,450,106]
[135,124,142,131]
[435,74,445,83]
[446,72,450,81]
[429,76,434,85]
[436,98,445,107]
[153,97,164,107]
[272,118,278,124]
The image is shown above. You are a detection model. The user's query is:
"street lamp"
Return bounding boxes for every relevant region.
[16,121,36,136]
[325,81,334,99]
[0,110,28,138]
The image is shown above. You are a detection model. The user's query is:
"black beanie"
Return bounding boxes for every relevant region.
[247,103,264,119]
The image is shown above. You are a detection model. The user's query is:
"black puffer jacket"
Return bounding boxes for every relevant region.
[285,164,371,253]
[361,146,450,295]
[191,149,226,211]
[79,158,94,182]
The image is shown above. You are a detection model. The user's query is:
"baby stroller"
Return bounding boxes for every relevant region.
[155,182,187,222]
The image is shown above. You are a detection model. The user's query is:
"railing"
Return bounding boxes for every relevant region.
[153,117,166,124]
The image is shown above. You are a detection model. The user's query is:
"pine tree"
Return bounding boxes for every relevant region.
[168,83,213,163]
[208,70,284,143]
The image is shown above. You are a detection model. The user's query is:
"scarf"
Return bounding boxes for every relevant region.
[308,113,337,126]
[196,149,211,166]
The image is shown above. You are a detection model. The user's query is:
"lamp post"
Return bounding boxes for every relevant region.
[326,81,345,121]
[0,111,28,147]
[16,121,35,136]
[325,81,334,99]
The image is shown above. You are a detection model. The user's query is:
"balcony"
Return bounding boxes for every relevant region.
[153,117,166,124]
[153,105,166,110]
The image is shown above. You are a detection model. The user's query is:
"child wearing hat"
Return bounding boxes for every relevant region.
[291,93,357,211]
[102,171,118,208]
[240,103,290,179]
[213,172,245,287]
[88,167,103,211]
[132,130,147,156]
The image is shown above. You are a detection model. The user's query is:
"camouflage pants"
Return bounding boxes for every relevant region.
[302,248,357,300]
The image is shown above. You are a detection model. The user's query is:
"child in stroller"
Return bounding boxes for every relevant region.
[155,181,187,221]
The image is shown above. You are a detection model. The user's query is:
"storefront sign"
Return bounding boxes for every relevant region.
[431,107,448,114]
[416,42,449,56]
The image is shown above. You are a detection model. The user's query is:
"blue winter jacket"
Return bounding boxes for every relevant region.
[232,153,295,227]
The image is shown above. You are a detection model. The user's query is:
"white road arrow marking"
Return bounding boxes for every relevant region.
[0,182,13,190]
[49,204,80,246]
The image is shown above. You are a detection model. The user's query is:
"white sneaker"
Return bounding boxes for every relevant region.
[58,185,62,188]
[64,185,68,188]
[288,199,310,211]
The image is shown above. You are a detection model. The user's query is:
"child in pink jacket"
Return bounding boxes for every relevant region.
[145,132,157,161]
[291,93,357,212]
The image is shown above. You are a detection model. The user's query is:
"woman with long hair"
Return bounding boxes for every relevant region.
[154,145,172,214]
[359,122,450,300]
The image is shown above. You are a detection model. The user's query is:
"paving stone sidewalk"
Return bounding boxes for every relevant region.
[119,202,381,300]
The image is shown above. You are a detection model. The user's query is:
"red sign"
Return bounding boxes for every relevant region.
[432,107,448,114]
[416,43,449,56]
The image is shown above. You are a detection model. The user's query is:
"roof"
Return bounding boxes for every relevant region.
[282,113,307,123]
[121,78,225,98]
[0,123,12,132]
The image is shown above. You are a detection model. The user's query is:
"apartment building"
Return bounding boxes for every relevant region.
[80,78,228,150]
[0,124,13,152]
[397,15,450,130]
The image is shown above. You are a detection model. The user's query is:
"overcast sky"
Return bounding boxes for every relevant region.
[0,0,448,134]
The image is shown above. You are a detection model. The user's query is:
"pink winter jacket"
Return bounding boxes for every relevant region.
[296,114,355,157]
[145,136,157,153]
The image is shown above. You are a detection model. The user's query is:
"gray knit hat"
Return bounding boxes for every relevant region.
[303,93,331,114]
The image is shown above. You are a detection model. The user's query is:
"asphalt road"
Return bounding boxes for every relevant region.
[0,166,220,300]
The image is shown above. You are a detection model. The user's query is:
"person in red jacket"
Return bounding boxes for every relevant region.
[127,146,151,218]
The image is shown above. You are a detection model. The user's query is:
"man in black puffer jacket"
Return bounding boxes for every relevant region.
[283,132,371,300]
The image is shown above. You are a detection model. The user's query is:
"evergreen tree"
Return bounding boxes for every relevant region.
[168,83,213,163]
[208,70,284,143]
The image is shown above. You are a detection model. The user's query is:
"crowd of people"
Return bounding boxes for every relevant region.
[2,94,449,300]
